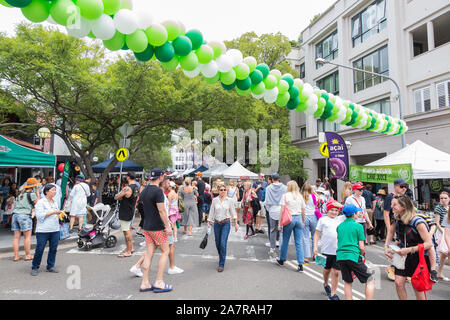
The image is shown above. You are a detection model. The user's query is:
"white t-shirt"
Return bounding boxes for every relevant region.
[345,195,367,223]
[305,194,316,216]
[280,192,305,216]
[316,215,346,255]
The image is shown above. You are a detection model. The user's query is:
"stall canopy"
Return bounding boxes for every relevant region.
[0,135,56,168]
[92,157,143,173]
[203,163,229,178]
[221,161,259,179]
[366,140,450,179]
[186,165,209,177]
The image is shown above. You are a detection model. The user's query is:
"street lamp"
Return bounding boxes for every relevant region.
[37,127,51,139]
[315,58,405,148]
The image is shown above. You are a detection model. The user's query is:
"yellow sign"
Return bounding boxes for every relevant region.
[116,148,129,162]
[320,142,329,158]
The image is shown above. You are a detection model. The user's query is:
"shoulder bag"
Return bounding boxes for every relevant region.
[280,194,292,227]
[411,243,434,296]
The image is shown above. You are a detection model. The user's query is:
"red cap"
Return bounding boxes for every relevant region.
[326,201,343,212]
[352,182,365,191]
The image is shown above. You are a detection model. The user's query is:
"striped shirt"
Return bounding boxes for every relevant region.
[434,204,448,226]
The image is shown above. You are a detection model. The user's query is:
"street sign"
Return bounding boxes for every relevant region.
[116,148,129,162]
[320,142,329,158]
[119,122,133,138]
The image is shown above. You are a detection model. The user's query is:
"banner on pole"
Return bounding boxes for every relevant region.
[349,164,413,185]
[60,161,70,210]
[324,132,349,181]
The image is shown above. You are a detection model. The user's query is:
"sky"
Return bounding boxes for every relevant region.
[0,0,336,42]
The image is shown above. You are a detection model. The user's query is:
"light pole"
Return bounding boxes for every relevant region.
[315,58,406,148]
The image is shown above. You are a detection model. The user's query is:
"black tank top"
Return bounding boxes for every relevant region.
[118,184,139,221]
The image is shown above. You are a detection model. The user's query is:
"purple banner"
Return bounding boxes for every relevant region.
[325,132,349,181]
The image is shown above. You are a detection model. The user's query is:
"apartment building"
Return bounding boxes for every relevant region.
[289,0,450,195]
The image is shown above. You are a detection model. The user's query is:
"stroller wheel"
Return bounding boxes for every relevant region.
[77,239,84,249]
[105,235,117,248]
[85,242,92,251]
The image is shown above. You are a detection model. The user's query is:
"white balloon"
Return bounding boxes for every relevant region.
[91,14,116,40]
[294,78,304,87]
[304,96,318,115]
[114,9,138,35]
[302,83,314,97]
[47,16,58,25]
[136,10,153,29]
[66,16,92,38]
[264,87,279,104]
[200,61,219,78]
[226,49,243,67]
[357,112,368,128]
[183,66,201,78]
[251,92,264,100]
[216,54,233,73]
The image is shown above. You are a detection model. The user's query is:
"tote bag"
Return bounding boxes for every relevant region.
[280,195,292,227]
[411,244,434,293]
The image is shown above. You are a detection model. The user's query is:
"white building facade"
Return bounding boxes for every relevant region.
[289,0,450,197]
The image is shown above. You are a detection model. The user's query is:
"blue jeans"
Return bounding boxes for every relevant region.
[32,231,59,270]
[303,215,318,258]
[280,215,305,265]
[214,221,231,268]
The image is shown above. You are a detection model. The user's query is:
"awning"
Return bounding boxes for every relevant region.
[0,135,56,168]
[92,157,143,173]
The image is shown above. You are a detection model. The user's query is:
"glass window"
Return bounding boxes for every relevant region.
[352,0,387,47]
[317,72,339,95]
[316,30,338,68]
[300,127,307,140]
[317,119,340,134]
[436,80,450,108]
[414,87,431,112]
[365,98,391,115]
[299,63,305,79]
[353,46,388,92]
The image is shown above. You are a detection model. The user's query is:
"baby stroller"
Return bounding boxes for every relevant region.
[77,203,120,251]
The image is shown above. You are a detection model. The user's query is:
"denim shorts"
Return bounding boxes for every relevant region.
[11,214,33,232]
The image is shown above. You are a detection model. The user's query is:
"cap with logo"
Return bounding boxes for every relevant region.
[271,173,280,180]
[394,178,407,186]
[352,182,365,191]
[326,201,343,212]
[149,168,164,180]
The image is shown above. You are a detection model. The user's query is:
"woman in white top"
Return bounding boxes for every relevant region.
[344,183,373,245]
[207,183,239,272]
[68,175,90,232]
[301,182,319,264]
[276,181,306,272]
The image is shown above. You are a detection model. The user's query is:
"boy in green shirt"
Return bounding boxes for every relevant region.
[337,204,375,300]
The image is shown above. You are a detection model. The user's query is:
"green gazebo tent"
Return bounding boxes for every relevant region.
[0,135,56,168]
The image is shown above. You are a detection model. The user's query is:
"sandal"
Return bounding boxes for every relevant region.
[153,283,173,293]
[118,252,132,258]
[139,285,155,292]
[24,256,34,261]
[13,257,22,262]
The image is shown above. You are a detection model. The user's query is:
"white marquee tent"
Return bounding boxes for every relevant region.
[221,161,259,180]
[366,140,450,179]
[202,163,229,178]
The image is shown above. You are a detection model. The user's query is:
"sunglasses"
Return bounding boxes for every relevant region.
[219,189,226,191]
[399,185,407,188]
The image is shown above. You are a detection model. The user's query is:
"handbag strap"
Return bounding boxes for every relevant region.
[417,243,425,264]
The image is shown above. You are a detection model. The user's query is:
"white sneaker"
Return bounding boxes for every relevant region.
[139,241,146,247]
[129,265,143,277]
[265,242,271,248]
[168,266,184,275]
[276,241,280,247]
[269,248,276,255]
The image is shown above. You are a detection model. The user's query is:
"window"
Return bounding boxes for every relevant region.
[352,0,387,47]
[414,86,431,112]
[412,24,428,57]
[316,30,338,68]
[436,80,450,108]
[300,127,307,140]
[317,119,340,134]
[317,71,339,95]
[299,63,305,79]
[353,45,388,92]
[433,11,450,48]
[365,98,391,115]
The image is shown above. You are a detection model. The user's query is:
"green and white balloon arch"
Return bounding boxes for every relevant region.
[1,0,407,136]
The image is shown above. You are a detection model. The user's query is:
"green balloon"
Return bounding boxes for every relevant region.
[103,31,125,51]
[179,51,199,71]
[320,101,334,120]
[196,45,214,64]
[286,96,300,110]
[21,0,50,22]
[255,63,270,79]
[76,0,103,20]
[155,41,175,63]
[318,97,326,109]
[204,73,220,84]
[345,110,358,126]
[134,45,154,62]
[163,20,181,41]
[314,106,325,118]
[299,92,309,103]
[353,114,363,127]
[341,111,352,125]
[296,102,308,113]
[102,0,120,15]
[161,56,179,70]
[220,69,236,85]
[0,0,14,8]
[145,24,168,47]
[126,30,148,53]
[234,63,250,81]
[277,80,289,94]
[236,87,250,96]
[249,70,263,85]
[263,74,277,90]
[276,92,290,107]
[221,82,236,91]
[281,76,294,88]
[50,0,78,26]
[243,56,257,73]
[5,0,31,7]
[172,35,192,56]
[251,82,266,95]
[88,30,96,39]
[288,86,299,99]
[185,29,203,50]
[119,0,132,9]
[236,77,251,91]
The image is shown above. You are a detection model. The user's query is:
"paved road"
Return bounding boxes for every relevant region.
[0,223,449,300]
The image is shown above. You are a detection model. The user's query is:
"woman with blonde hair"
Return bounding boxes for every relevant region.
[301,181,319,264]
[276,181,306,271]
[179,177,198,236]
[227,179,240,221]
[384,194,433,300]
[341,182,352,204]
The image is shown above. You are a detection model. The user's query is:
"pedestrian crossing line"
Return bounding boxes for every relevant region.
[283,260,365,300]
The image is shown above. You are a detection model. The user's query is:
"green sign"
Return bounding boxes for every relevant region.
[60,162,70,210]
[349,164,413,185]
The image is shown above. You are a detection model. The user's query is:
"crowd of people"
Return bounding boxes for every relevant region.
[1,171,449,300]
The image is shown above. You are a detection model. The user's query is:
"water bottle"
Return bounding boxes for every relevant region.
[207,226,211,235]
